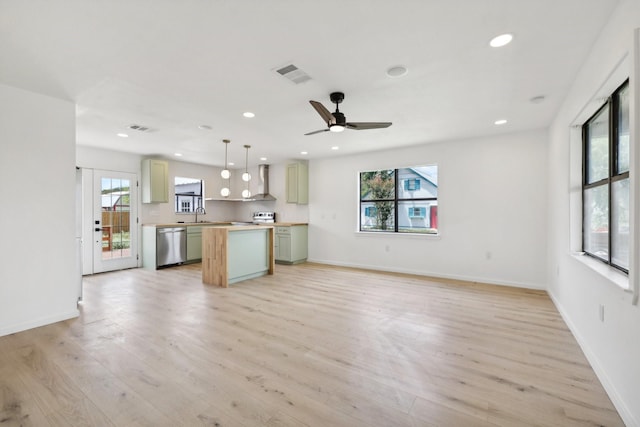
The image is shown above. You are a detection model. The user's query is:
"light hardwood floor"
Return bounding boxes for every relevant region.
[0,263,624,426]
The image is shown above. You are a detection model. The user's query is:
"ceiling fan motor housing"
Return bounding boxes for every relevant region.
[332,111,346,125]
[330,92,345,104]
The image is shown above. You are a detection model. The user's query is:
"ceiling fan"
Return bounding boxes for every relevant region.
[304,92,392,135]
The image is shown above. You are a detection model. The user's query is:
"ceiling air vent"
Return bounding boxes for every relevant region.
[275,64,311,85]
[128,124,151,132]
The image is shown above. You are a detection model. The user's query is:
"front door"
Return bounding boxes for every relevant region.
[92,170,138,273]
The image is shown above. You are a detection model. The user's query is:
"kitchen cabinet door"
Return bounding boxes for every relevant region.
[286,162,308,204]
[187,227,202,261]
[275,225,307,264]
[141,159,169,203]
[275,233,291,261]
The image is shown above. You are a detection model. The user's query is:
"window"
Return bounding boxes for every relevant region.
[359,165,438,234]
[404,179,420,191]
[582,80,629,272]
[408,207,426,218]
[174,176,204,214]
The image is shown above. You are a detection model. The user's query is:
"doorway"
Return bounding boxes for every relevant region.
[81,169,138,274]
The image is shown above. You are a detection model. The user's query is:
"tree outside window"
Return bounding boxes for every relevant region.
[359,166,438,234]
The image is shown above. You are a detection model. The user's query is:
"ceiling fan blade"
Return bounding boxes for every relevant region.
[309,100,336,124]
[345,122,392,130]
[304,128,330,136]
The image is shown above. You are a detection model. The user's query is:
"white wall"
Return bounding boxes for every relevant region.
[0,83,78,336]
[308,129,548,289]
[547,1,640,425]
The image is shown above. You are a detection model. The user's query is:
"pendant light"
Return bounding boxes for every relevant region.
[242,144,251,198]
[220,139,231,197]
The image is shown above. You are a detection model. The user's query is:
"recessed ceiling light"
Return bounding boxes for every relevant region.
[489,33,513,48]
[198,124,212,130]
[331,146,339,150]
[174,153,183,157]
[228,162,235,166]
[243,112,255,118]
[386,65,408,78]
[300,151,308,155]
[117,133,128,138]
[494,119,508,125]
[260,157,267,161]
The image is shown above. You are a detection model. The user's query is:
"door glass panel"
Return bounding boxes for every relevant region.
[101,177,131,260]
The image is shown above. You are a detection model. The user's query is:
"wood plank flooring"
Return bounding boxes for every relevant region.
[0,263,624,426]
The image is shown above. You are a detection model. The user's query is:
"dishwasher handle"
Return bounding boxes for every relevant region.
[157,227,186,234]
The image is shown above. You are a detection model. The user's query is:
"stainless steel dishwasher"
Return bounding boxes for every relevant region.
[156,227,187,268]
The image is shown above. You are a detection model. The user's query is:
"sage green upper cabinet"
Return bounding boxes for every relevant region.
[286,161,308,204]
[141,159,169,203]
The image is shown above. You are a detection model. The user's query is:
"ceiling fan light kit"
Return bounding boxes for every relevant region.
[305,91,392,136]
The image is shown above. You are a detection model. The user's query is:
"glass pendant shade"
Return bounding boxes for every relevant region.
[242,144,252,196]
[220,139,231,197]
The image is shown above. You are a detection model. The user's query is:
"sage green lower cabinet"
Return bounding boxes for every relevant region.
[275,225,308,264]
[227,229,271,284]
[186,226,202,262]
[202,226,275,287]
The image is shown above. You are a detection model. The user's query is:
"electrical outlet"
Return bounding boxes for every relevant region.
[385,245,390,252]
[485,251,492,260]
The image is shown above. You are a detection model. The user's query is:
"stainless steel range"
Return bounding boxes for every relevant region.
[253,211,275,224]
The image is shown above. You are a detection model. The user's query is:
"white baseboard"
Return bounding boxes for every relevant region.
[0,309,79,338]
[306,258,546,290]
[548,291,638,427]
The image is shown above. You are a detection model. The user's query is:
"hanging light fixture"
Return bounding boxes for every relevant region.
[220,139,231,197]
[242,144,252,198]
[221,139,231,179]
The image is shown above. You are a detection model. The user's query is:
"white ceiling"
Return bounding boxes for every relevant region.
[0,1,619,168]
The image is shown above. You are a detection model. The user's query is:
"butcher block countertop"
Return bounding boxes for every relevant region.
[143,222,307,227]
[142,222,232,227]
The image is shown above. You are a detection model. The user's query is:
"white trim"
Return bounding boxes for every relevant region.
[307,258,545,290]
[570,252,630,291]
[354,231,441,239]
[548,291,638,427]
[0,309,79,338]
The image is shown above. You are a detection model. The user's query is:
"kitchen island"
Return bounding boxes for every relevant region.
[202,224,274,287]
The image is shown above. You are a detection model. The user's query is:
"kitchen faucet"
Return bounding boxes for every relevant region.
[195,206,206,223]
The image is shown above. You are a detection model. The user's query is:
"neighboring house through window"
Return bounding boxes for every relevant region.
[359,165,438,234]
[174,176,204,214]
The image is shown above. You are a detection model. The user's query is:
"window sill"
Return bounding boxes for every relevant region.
[570,252,630,291]
[355,231,441,239]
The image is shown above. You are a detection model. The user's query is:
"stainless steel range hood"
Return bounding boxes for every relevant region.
[251,164,276,201]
